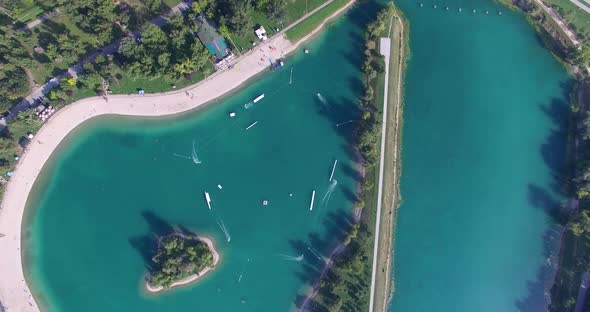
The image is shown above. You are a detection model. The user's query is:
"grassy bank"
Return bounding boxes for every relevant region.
[285,0,350,42]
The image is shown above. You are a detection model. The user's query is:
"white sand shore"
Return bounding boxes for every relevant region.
[144,236,220,293]
[0,1,355,311]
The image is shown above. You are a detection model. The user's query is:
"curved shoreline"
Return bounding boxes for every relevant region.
[0,2,356,311]
[144,236,220,293]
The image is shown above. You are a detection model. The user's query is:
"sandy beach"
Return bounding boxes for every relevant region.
[0,1,355,311]
[144,236,220,293]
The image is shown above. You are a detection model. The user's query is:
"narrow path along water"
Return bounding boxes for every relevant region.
[21,4,380,312]
[388,0,571,311]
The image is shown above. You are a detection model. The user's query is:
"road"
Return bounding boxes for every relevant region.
[569,0,590,14]
[3,1,191,127]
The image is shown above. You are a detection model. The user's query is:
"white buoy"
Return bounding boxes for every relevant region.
[433,5,437,8]
[459,8,462,12]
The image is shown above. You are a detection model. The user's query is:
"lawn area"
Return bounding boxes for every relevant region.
[107,62,214,94]
[286,0,330,21]
[19,11,101,84]
[543,0,590,42]
[12,0,56,24]
[228,0,331,53]
[162,0,182,9]
[285,0,350,42]
[229,10,282,53]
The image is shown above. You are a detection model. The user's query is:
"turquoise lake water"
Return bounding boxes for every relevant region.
[23,6,372,311]
[389,0,570,311]
[22,0,572,311]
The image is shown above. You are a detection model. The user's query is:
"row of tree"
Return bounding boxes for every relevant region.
[551,83,590,311]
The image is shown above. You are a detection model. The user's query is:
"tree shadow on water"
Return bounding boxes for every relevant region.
[515,81,572,311]
[287,211,355,308]
[515,224,563,312]
[128,210,191,271]
[539,96,571,195]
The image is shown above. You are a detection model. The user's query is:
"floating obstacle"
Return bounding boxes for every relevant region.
[329,160,338,182]
[246,121,258,130]
[204,192,212,210]
[253,94,265,103]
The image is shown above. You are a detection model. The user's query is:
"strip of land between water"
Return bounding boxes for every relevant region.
[369,6,407,312]
[0,1,356,311]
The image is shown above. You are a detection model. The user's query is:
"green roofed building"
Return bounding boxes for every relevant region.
[195,15,230,61]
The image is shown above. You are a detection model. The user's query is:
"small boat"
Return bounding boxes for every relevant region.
[246,121,258,130]
[229,112,236,117]
[309,191,316,211]
[217,184,223,189]
[205,192,212,210]
[253,94,265,103]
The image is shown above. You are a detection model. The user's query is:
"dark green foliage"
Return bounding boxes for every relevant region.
[142,0,162,13]
[356,4,394,166]
[266,0,288,24]
[59,0,123,45]
[220,0,253,36]
[0,30,31,111]
[550,81,590,311]
[149,234,214,288]
[117,16,211,80]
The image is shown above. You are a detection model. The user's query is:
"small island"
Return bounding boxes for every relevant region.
[145,234,219,293]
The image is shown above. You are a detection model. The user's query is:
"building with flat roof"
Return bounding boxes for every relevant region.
[195,15,230,61]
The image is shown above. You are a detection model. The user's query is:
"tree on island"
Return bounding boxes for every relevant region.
[149,234,214,288]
